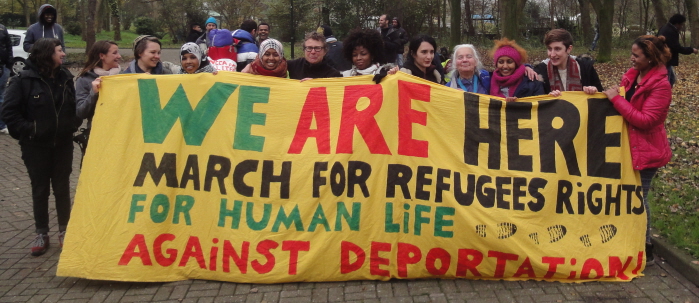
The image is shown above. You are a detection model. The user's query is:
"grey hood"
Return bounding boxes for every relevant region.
[37,4,57,26]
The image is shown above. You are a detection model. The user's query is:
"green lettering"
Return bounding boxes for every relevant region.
[384,202,399,233]
[272,205,304,232]
[150,194,170,223]
[139,79,237,145]
[173,195,195,225]
[335,202,361,231]
[246,202,271,230]
[414,205,431,236]
[218,199,242,228]
[308,204,330,232]
[234,86,269,151]
[434,206,455,238]
[128,194,147,223]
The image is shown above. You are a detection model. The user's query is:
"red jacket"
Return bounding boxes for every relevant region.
[610,65,672,170]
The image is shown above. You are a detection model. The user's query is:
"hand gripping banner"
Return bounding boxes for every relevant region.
[57,72,647,283]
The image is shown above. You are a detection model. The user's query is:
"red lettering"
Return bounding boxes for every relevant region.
[542,256,565,278]
[118,234,152,266]
[513,257,536,278]
[425,248,451,275]
[222,240,249,273]
[398,80,430,157]
[337,85,390,154]
[607,256,633,280]
[580,258,604,279]
[370,241,391,277]
[282,240,310,275]
[209,239,219,271]
[456,249,483,277]
[153,233,177,266]
[251,239,279,274]
[488,250,519,278]
[341,241,366,274]
[397,242,422,277]
[178,236,206,269]
[288,87,331,154]
[632,251,644,275]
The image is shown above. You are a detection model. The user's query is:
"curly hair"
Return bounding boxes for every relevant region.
[490,38,528,66]
[79,40,118,77]
[28,38,62,78]
[634,35,672,67]
[342,28,386,64]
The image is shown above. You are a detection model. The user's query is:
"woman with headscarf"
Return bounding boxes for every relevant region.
[340,28,398,77]
[602,35,673,265]
[241,38,288,77]
[179,42,217,74]
[489,38,544,102]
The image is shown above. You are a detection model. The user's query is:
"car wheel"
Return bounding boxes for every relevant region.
[12,58,26,75]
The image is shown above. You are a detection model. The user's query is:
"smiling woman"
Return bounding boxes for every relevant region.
[340,29,397,77]
[241,38,288,78]
[179,42,216,74]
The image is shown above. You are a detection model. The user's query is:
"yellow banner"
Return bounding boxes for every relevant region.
[57,72,646,283]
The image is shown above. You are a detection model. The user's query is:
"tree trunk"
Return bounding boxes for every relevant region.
[20,0,30,27]
[86,0,97,53]
[686,0,699,46]
[578,0,593,46]
[465,0,475,36]
[651,0,666,29]
[500,0,526,39]
[450,0,461,48]
[589,0,614,62]
[94,0,104,34]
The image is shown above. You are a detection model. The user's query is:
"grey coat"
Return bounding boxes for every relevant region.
[75,70,99,128]
[23,4,65,52]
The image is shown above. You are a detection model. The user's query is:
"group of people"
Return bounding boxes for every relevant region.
[0,11,694,265]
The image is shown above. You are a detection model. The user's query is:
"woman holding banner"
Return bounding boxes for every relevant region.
[241,39,288,77]
[122,35,176,74]
[341,29,398,77]
[488,38,544,102]
[179,42,217,74]
[445,44,489,94]
[400,35,442,83]
[75,40,122,159]
[0,38,80,256]
[602,35,673,265]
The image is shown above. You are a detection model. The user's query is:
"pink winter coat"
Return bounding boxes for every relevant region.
[609,65,672,170]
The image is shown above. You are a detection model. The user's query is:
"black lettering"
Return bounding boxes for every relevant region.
[312,162,328,198]
[506,102,533,172]
[180,154,200,190]
[476,175,495,208]
[261,160,291,199]
[495,177,511,209]
[512,177,527,211]
[416,166,433,201]
[465,95,502,169]
[587,183,603,215]
[386,164,412,199]
[587,99,622,179]
[233,160,258,197]
[330,162,346,196]
[133,153,178,187]
[527,178,547,212]
[435,169,451,203]
[556,180,574,214]
[348,161,371,198]
[454,173,475,206]
[605,184,621,216]
[204,155,231,194]
[538,100,581,176]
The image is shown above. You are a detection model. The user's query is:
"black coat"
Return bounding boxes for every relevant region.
[187,30,203,43]
[0,24,12,70]
[0,61,80,147]
[378,26,406,63]
[533,56,603,93]
[325,41,352,71]
[287,57,342,80]
[657,23,695,66]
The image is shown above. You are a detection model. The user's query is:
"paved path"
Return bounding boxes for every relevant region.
[2,135,699,302]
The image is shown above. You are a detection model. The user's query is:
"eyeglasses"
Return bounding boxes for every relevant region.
[304,46,324,52]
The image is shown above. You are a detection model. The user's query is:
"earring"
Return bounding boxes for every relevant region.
[648,61,651,64]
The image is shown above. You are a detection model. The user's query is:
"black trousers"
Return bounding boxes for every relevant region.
[21,143,74,234]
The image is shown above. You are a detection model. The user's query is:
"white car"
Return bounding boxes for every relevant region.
[8,29,29,75]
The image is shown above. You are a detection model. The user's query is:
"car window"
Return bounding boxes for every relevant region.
[9,34,20,47]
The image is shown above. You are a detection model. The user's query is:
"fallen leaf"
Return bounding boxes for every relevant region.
[691,261,699,265]
[660,273,667,277]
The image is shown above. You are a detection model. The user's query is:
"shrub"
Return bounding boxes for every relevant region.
[133,17,159,36]
[65,22,82,36]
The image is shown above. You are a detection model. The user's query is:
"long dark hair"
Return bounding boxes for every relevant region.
[407,35,437,59]
[79,40,118,77]
[28,38,62,78]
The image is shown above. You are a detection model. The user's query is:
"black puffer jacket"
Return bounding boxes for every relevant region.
[0,61,80,147]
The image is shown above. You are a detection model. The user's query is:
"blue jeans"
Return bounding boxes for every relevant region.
[0,67,10,129]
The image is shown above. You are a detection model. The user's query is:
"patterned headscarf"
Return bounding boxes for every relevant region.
[180,42,216,74]
[259,38,284,59]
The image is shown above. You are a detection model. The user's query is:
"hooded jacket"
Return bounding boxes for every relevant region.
[232,29,259,71]
[0,60,80,147]
[608,65,672,170]
[23,4,64,52]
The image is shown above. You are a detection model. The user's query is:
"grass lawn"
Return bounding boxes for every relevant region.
[64,30,183,49]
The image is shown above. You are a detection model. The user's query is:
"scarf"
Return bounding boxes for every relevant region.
[346,63,381,76]
[249,57,288,77]
[404,60,439,83]
[93,66,121,76]
[548,56,582,92]
[490,64,526,98]
[180,42,216,74]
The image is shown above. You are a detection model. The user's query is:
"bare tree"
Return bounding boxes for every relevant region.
[686,0,699,46]
[86,0,97,53]
[578,0,593,46]
[589,0,614,62]
[651,0,667,28]
[451,0,461,47]
[500,0,527,39]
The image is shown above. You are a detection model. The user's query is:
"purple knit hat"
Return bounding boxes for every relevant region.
[493,46,522,66]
